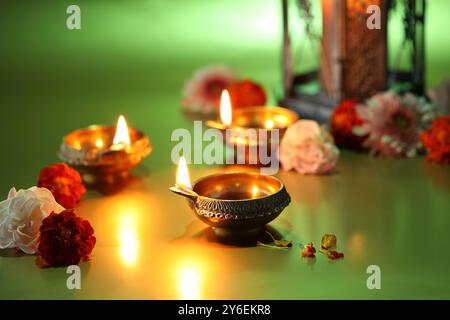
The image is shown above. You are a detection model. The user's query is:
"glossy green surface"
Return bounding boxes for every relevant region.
[1,0,450,299]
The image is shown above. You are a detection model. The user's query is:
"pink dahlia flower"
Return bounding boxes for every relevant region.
[354,91,435,157]
[182,65,238,115]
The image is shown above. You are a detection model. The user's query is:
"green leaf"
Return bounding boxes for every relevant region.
[257,239,292,249]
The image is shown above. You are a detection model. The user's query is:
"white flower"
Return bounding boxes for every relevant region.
[0,187,64,254]
[279,120,339,175]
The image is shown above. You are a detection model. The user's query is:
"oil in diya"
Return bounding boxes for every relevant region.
[206,90,298,167]
[59,115,152,193]
[169,156,291,239]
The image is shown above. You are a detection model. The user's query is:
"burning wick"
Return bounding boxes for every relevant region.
[170,155,198,200]
[264,119,274,129]
[111,115,131,150]
[220,90,232,127]
[204,90,232,130]
[176,156,192,190]
[95,139,104,149]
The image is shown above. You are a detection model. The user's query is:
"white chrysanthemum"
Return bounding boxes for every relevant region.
[0,187,64,254]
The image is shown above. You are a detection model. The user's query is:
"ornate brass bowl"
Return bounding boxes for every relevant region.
[230,106,298,130]
[170,172,291,237]
[206,106,298,167]
[59,125,152,193]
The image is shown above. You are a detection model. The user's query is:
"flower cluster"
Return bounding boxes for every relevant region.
[279,120,339,175]
[353,91,435,157]
[38,163,86,208]
[39,210,96,267]
[0,186,95,267]
[182,65,267,115]
[330,99,367,150]
[421,115,450,164]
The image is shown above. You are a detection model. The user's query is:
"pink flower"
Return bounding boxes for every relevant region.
[354,91,435,157]
[182,65,238,115]
[279,120,339,175]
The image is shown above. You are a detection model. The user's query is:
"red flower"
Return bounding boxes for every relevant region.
[227,80,266,109]
[421,115,450,164]
[38,163,86,208]
[330,99,367,150]
[38,210,96,267]
[301,242,316,258]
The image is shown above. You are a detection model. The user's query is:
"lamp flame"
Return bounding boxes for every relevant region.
[95,138,104,149]
[220,90,232,126]
[176,156,192,190]
[265,119,274,129]
[113,115,131,146]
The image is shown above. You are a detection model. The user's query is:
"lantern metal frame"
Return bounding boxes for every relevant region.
[279,0,426,123]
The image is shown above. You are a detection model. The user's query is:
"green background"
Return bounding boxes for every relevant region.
[1,0,449,193]
[0,1,449,300]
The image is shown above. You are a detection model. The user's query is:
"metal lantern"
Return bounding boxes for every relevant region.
[280,0,426,122]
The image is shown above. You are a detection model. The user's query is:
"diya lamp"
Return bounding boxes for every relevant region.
[206,90,298,167]
[59,115,152,193]
[169,157,291,238]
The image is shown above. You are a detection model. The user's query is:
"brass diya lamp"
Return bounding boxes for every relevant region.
[59,115,152,193]
[206,90,298,167]
[170,157,291,237]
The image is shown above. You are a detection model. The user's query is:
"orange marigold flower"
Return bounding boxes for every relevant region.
[226,80,266,109]
[38,163,86,208]
[330,99,366,150]
[421,115,450,164]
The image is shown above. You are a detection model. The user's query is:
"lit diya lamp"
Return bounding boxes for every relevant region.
[59,115,152,193]
[206,90,298,166]
[169,157,291,237]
